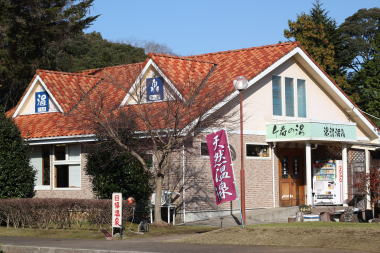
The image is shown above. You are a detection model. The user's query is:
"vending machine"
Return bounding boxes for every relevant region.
[313,160,343,205]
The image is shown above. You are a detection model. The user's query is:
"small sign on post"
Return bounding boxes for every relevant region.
[112,192,122,238]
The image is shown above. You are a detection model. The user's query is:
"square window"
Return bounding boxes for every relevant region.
[54,145,66,160]
[201,142,209,156]
[246,144,270,158]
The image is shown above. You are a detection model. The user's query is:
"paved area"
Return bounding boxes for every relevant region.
[0,235,364,253]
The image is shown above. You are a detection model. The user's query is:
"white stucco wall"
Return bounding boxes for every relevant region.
[220,57,370,141]
[19,80,59,115]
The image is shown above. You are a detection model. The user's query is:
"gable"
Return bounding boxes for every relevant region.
[14,76,62,117]
[121,60,183,105]
[213,55,377,142]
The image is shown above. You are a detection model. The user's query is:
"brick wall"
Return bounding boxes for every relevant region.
[34,144,94,199]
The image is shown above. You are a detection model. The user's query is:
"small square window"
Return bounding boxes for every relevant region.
[246,144,270,158]
[201,142,209,156]
[54,145,66,160]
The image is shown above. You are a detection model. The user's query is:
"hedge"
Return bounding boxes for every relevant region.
[0,198,135,229]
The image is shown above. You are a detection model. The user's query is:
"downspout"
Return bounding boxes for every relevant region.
[182,144,186,223]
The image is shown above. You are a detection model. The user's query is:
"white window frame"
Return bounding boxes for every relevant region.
[53,144,82,190]
[246,142,271,160]
[272,76,307,120]
[33,145,52,191]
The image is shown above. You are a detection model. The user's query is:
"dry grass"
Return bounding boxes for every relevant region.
[0,224,215,240]
[181,222,380,252]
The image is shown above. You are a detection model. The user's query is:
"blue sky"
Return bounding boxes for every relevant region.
[86,0,378,56]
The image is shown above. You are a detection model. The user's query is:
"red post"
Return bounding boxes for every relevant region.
[239,91,246,226]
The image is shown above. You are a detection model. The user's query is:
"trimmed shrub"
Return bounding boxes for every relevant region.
[0,198,136,229]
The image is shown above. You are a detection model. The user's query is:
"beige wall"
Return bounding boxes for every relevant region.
[218,58,369,140]
[19,80,59,115]
[34,144,94,199]
[126,65,176,105]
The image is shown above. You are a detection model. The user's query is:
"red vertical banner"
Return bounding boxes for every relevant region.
[206,130,237,205]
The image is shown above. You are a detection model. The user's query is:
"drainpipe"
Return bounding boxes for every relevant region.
[182,144,186,223]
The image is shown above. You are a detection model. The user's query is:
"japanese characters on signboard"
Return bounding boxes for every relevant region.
[112,192,122,228]
[35,91,49,113]
[206,130,237,205]
[146,77,164,102]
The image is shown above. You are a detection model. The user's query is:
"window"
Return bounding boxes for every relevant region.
[246,144,270,158]
[53,144,81,189]
[297,79,306,117]
[272,76,282,116]
[285,78,294,117]
[42,146,50,185]
[272,76,307,118]
[30,146,51,188]
[201,142,209,156]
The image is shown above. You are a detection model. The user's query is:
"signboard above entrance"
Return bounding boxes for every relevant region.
[266,122,356,142]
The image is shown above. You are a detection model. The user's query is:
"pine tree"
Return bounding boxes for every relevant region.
[0,110,35,198]
[0,0,99,109]
[284,1,345,82]
[349,34,380,126]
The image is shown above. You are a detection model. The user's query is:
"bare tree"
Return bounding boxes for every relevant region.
[70,61,238,224]
[354,167,380,218]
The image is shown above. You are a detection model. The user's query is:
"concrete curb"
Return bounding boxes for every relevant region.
[0,244,155,253]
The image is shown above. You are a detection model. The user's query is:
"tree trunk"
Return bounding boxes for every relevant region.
[154,175,164,224]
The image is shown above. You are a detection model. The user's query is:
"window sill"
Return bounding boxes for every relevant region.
[53,160,80,165]
[246,156,271,160]
[53,187,81,191]
[35,186,51,190]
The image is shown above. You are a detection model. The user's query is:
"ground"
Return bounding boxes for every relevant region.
[0,222,379,252]
[181,222,380,252]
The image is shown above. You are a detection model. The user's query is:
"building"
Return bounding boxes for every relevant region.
[8,42,380,221]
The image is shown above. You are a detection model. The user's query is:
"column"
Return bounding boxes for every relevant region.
[306,143,313,205]
[365,149,371,210]
[342,145,348,206]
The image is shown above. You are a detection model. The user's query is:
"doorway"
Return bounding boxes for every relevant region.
[278,148,306,207]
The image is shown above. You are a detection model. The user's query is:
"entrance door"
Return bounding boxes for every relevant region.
[278,149,305,207]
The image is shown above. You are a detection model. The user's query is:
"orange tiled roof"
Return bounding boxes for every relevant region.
[36,70,102,113]
[11,42,303,139]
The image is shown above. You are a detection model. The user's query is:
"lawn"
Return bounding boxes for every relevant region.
[0,224,215,240]
[181,222,380,252]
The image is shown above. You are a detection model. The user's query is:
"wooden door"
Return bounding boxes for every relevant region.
[278,149,305,207]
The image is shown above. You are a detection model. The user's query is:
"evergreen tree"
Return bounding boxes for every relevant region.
[85,142,152,202]
[349,34,380,126]
[339,8,380,73]
[0,109,35,198]
[284,1,345,82]
[52,32,146,72]
[0,0,98,109]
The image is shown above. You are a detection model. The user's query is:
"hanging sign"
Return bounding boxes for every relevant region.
[35,91,49,113]
[146,77,164,101]
[112,192,122,228]
[206,130,237,205]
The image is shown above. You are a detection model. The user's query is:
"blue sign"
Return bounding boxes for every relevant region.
[35,91,49,113]
[146,77,164,102]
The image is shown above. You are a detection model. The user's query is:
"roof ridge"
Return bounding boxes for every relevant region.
[37,69,101,79]
[79,62,146,74]
[148,53,217,65]
[188,41,299,58]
